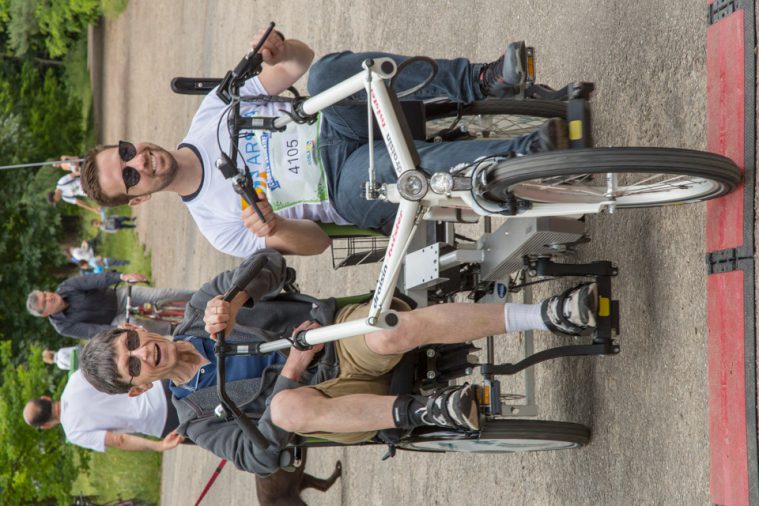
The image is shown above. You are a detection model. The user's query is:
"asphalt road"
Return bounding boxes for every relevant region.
[94,1,712,504]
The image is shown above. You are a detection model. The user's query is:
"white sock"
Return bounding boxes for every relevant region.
[504,303,548,332]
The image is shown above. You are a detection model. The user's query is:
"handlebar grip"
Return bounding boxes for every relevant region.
[231,22,275,80]
[171,77,223,95]
[214,253,271,450]
[222,254,268,303]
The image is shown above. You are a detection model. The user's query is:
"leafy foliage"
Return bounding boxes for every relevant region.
[0,2,135,503]
[0,341,89,505]
[0,58,85,353]
[3,0,102,58]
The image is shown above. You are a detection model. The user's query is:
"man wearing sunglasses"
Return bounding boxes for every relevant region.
[78,30,566,259]
[26,271,194,340]
[79,250,597,476]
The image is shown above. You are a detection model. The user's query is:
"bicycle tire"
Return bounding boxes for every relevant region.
[397,419,590,453]
[478,147,741,208]
[425,98,567,141]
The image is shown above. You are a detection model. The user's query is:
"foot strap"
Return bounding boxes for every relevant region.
[541,285,585,336]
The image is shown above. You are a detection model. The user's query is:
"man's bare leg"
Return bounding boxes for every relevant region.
[272,387,394,434]
[366,282,598,356]
[366,303,507,356]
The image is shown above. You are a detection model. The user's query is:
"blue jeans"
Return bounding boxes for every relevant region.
[308,51,540,232]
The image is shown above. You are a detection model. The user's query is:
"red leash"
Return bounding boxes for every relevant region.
[193,459,227,506]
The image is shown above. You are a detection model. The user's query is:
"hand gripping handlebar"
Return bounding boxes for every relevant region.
[216,22,276,104]
[215,22,278,225]
[213,254,270,449]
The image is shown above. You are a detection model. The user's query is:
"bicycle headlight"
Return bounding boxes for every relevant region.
[397,171,429,201]
[430,172,454,194]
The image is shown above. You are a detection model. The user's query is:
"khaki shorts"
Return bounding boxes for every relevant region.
[301,299,411,444]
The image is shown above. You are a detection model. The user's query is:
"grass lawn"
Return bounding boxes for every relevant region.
[72,449,162,504]
[72,208,161,504]
[89,207,153,278]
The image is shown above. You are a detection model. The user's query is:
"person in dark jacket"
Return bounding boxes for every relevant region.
[79,250,597,476]
[26,271,194,340]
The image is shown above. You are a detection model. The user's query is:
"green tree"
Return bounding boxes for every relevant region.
[0,57,87,354]
[3,0,102,59]
[0,341,89,505]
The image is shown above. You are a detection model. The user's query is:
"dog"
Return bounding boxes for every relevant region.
[255,449,342,506]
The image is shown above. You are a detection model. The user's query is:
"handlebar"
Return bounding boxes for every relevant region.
[216,22,275,104]
[214,255,270,449]
[215,22,278,225]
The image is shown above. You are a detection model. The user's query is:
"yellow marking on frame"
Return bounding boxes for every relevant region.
[241,189,265,210]
[599,297,610,317]
[569,120,583,141]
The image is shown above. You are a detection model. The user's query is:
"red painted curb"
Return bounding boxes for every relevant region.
[705,4,755,506]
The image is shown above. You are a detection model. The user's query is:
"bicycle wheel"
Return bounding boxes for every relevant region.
[398,419,590,453]
[478,147,741,207]
[425,98,566,141]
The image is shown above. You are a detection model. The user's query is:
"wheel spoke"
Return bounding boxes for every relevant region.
[516,173,714,201]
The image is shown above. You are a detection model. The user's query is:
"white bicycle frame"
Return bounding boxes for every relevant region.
[253,57,609,354]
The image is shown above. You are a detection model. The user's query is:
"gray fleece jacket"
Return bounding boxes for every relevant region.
[170,249,339,476]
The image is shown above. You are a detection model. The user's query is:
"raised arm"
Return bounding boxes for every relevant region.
[64,271,123,291]
[251,28,314,96]
[104,431,184,452]
[74,199,102,216]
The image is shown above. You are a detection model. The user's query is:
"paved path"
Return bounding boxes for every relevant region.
[94,1,712,504]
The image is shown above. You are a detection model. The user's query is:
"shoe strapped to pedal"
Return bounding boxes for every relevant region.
[541,282,598,336]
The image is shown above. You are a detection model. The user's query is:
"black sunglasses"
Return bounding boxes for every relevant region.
[118,141,140,193]
[124,329,142,386]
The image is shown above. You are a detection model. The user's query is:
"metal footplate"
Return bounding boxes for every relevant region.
[478,217,586,282]
[402,216,586,292]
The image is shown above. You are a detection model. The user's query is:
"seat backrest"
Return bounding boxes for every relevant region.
[370,100,427,141]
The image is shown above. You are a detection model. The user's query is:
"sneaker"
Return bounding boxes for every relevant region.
[529,117,569,154]
[418,384,480,431]
[479,41,527,98]
[541,282,598,336]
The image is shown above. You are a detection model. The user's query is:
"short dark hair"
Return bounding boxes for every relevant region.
[46,191,57,205]
[26,398,53,428]
[80,328,131,394]
[80,144,126,207]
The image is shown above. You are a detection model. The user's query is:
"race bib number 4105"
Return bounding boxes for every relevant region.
[266,121,328,210]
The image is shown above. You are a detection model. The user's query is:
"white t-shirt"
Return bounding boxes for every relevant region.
[60,371,168,452]
[179,76,349,258]
[56,174,86,205]
[70,245,95,262]
[53,346,76,370]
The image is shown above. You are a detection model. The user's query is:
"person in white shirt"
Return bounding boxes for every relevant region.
[48,174,101,215]
[23,370,184,452]
[42,346,77,371]
[78,30,560,259]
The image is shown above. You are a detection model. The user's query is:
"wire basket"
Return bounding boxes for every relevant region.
[330,235,389,269]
